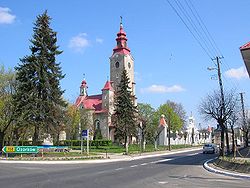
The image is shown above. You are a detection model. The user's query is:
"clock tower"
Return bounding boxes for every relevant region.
[110,18,136,101]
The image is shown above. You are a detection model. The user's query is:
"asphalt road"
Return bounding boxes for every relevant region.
[0,150,249,188]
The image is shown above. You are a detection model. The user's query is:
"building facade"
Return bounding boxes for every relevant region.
[75,20,135,141]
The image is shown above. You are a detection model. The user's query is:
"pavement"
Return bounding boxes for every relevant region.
[1,146,250,179]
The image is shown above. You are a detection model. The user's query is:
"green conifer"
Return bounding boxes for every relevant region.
[113,70,137,154]
[13,11,65,145]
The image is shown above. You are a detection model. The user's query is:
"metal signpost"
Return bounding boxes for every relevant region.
[81,129,89,155]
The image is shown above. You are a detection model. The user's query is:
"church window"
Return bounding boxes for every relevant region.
[115,61,119,68]
[128,62,131,69]
[95,120,100,129]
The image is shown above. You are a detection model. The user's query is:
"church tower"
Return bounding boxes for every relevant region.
[109,17,136,101]
[80,79,88,96]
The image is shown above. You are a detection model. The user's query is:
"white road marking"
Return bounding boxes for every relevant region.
[158,181,168,184]
[187,152,199,156]
[153,158,173,163]
[115,168,124,171]
[140,163,148,166]
[130,165,138,168]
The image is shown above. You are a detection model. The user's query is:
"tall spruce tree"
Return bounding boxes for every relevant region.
[13,11,65,145]
[112,70,137,154]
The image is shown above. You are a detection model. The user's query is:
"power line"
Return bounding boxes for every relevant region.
[174,0,215,58]
[166,0,245,93]
[186,0,222,56]
[166,0,213,60]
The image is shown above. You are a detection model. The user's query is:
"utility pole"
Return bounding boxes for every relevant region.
[240,92,248,147]
[213,56,226,156]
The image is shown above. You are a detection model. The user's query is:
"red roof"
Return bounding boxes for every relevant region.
[159,116,167,127]
[102,81,114,91]
[75,94,106,113]
[240,42,250,50]
[113,23,131,55]
[81,80,87,88]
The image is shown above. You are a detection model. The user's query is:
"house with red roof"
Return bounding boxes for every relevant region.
[240,41,250,77]
[75,19,136,142]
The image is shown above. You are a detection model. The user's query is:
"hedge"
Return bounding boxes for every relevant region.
[16,140,112,147]
[56,140,112,147]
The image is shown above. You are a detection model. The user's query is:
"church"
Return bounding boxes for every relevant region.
[75,20,136,142]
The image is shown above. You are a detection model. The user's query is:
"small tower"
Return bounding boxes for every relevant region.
[102,80,114,113]
[80,79,88,96]
[109,17,135,100]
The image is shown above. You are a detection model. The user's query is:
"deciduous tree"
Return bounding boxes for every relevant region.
[199,89,239,156]
[0,65,15,150]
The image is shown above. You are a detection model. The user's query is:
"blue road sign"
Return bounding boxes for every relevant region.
[82,130,88,137]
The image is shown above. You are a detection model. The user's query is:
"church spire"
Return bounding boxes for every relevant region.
[120,16,123,29]
[80,75,88,96]
[113,17,130,55]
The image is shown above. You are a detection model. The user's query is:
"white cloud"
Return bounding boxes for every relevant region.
[68,33,90,52]
[141,84,185,94]
[96,38,103,44]
[0,7,16,24]
[224,66,248,80]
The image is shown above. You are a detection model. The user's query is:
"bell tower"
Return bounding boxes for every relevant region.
[109,17,135,99]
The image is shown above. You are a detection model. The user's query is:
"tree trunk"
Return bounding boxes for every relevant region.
[245,130,249,147]
[141,132,145,152]
[125,135,129,154]
[0,131,5,152]
[33,125,39,146]
[231,125,235,158]
[154,139,158,150]
[220,128,225,157]
[225,127,230,154]
[168,127,171,151]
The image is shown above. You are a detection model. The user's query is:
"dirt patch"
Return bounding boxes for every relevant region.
[213,158,250,174]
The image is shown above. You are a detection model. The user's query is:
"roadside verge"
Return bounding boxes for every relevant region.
[203,158,250,179]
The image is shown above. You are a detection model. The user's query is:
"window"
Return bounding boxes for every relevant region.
[115,61,119,68]
[128,62,131,69]
[95,120,100,129]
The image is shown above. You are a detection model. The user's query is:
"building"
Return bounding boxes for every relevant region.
[75,19,136,142]
[240,42,250,77]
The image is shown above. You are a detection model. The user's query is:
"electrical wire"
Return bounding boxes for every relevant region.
[166,0,246,94]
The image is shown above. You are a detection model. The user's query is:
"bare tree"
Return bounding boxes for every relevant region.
[228,112,239,157]
[199,89,239,156]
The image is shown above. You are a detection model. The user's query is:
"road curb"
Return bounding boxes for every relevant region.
[203,158,250,179]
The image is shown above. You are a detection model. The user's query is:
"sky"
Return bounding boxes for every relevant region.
[1,0,250,128]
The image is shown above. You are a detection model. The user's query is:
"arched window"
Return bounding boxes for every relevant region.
[115,61,119,68]
[95,120,100,130]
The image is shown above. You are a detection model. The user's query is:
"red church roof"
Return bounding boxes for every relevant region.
[102,81,114,91]
[240,42,250,51]
[113,21,131,55]
[75,94,106,113]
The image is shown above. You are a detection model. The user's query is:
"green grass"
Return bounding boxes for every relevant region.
[69,144,198,154]
[219,156,250,165]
